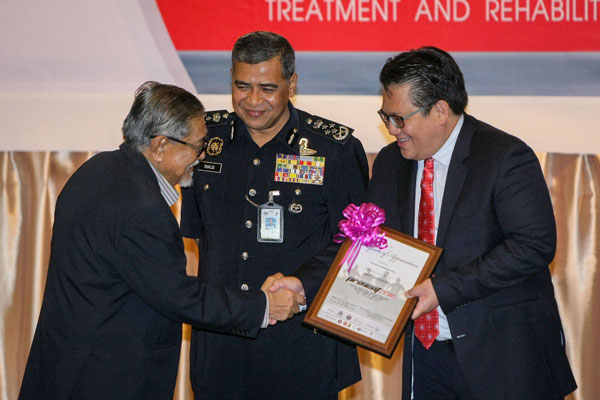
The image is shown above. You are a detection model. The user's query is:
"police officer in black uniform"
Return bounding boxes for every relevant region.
[181,31,368,400]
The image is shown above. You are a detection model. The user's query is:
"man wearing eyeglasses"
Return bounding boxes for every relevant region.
[180,31,367,399]
[18,81,305,400]
[368,47,576,399]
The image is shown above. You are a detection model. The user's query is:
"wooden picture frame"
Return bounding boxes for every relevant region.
[304,226,442,357]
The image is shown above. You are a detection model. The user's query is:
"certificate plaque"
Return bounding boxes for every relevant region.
[304,226,442,357]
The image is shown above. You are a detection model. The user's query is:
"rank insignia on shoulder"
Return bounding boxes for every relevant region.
[204,110,231,127]
[206,137,224,157]
[301,111,354,144]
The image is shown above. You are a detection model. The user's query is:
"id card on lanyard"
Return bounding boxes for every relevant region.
[257,190,284,243]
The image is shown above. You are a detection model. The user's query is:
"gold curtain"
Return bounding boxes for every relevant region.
[1,151,597,400]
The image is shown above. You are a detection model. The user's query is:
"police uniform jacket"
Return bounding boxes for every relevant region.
[181,103,368,399]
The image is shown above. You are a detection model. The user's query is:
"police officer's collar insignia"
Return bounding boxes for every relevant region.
[286,128,298,147]
[298,138,317,156]
[206,137,223,156]
[302,111,354,144]
[230,119,236,141]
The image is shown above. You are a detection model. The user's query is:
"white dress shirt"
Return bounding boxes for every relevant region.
[413,114,464,341]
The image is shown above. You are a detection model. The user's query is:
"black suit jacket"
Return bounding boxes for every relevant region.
[19,144,265,400]
[368,115,577,400]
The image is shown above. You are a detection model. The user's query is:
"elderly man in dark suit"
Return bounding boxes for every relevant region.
[18,81,304,400]
[369,47,577,399]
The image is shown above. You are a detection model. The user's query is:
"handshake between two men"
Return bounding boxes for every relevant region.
[261,273,307,326]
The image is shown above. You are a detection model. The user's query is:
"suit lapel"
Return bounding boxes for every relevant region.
[396,159,417,236]
[437,115,474,247]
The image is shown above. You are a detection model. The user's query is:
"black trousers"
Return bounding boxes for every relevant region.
[412,339,471,400]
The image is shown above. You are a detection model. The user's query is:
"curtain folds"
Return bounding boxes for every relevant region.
[1,151,596,399]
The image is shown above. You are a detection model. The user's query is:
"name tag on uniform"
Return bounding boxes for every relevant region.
[274,154,325,185]
[197,161,222,173]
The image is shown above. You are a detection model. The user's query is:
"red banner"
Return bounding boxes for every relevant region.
[157,0,600,51]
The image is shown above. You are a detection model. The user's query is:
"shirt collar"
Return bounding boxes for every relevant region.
[276,102,301,150]
[432,114,464,167]
[146,160,179,206]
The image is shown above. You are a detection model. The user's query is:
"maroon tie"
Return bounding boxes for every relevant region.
[414,158,439,350]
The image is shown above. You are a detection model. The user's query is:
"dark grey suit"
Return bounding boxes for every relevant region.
[19,144,265,400]
[368,114,577,400]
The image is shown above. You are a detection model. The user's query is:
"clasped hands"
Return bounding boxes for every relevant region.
[261,273,306,326]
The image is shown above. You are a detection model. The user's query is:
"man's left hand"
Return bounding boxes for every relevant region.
[406,278,439,319]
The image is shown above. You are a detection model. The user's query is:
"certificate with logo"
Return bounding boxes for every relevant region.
[304,226,442,357]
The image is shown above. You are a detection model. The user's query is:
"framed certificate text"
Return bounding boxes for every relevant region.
[304,226,442,357]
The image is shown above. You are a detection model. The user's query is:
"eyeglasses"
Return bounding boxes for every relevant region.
[377,103,436,129]
[151,135,208,159]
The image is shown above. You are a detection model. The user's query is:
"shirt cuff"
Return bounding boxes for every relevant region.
[261,290,269,329]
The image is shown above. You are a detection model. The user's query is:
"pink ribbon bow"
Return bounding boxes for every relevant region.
[334,203,388,272]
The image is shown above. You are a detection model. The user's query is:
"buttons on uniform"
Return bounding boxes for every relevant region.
[248,189,256,196]
[241,252,249,260]
[253,158,261,166]
[203,184,210,191]
[295,188,302,196]
[245,220,253,229]
[241,283,249,291]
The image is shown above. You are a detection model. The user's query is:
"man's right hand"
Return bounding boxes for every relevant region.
[265,288,306,324]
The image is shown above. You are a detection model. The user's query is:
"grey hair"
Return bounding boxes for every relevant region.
[122,81,205,150]
[232,31,295,80]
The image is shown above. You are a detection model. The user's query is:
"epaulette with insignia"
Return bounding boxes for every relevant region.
[203,110,235,156]
[300,111,354,144]
[204,110,233,127]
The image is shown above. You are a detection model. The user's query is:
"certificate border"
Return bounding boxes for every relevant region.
[303,226,442,358]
